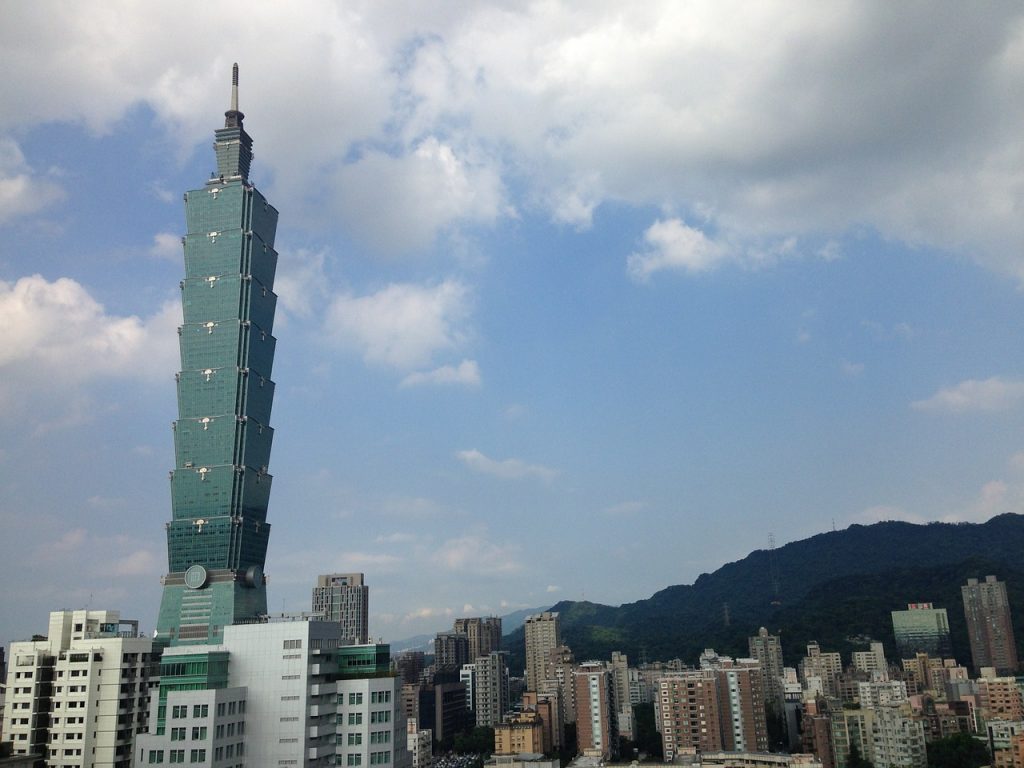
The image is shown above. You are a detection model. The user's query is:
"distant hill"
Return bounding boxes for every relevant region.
[501,514,1024,670]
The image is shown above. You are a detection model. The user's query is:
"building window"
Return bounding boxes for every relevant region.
[347,756,363,766]
[171,728,186,741]
[283,639,302,650]
[348,713,363,725]
[191,726,207,740]
[348,734,362,745]
[370,711,390,724]
[349,693,363,705]
[192,705,208,718]
[149,750,165,764]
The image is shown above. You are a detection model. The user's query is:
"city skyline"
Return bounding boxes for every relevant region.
[3,3,1024,649]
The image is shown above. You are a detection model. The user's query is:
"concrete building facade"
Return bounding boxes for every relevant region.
[473,653,510,728]
[524,615,560,693]
[3,610,154,768]
[452,619,502,663]
[312,573,370,645]
[963,576,1019,676]
[891,604,953,661]
[573,663,616,760]
[748,628,785,711]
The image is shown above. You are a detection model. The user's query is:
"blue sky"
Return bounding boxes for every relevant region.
[2,2,1024,648]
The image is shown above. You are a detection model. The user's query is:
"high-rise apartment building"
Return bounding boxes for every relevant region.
[452,617,502,661]
[891,603,953,660]
[656,670,722,759]
[435,632,470,671]
[2,611,155,767]
[575,662,617,760]
[871,706,927,768]
[524,613,560,692]
[962,575,1018,675]
[473,652,510,728]
[542,645,576,724]
[609,652,635,739]
[851,642,888,679]
[312,573,370,645]
[748,627,785,710]
[155,64,279,648]
[655,665,767,759]
[800,642,843,698]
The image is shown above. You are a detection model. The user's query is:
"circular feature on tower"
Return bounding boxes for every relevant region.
[245,564,263,588]
[184,564,209,590]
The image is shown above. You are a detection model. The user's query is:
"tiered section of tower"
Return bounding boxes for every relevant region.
[156,66,279,646]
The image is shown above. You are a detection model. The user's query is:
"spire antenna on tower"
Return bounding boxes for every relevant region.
[224,62,245,129]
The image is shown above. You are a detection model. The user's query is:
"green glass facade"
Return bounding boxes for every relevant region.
[156,69,280,647]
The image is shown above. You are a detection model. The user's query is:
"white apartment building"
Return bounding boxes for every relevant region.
[857,680,908,709]
[134,621,409,768]
[3,610,155,768]
[135,617,341,767]
[871,705,926,768]
[335,671,409,768]
[405,720,431,768]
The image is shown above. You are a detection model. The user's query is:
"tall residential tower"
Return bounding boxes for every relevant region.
[312,573,370,644]
[524,612,560,692]
[155,64,280,647]
[963,575,1018,675]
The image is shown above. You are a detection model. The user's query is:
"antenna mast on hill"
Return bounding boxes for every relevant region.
[768,532,782,606]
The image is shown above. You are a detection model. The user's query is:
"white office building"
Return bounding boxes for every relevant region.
[3,610,155,768]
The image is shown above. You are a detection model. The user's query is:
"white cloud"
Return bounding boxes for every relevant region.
[840,359,865,377]
[0,275,180,422]
[400,359,481,388]
[273,249,328,321]
[0,137,64,223]
[627,219,727,280]
[376,496,446,519]
[149,231,181,261]
[456,449,558,481]
[405,607,442,622]
[334,138,510,253]
[604,500,647,516]
[432,533,522,574]
[546,585,561,593]
[912,377,1024,414]
[375,532,418,545]
[2,5,1022,273]
[326,280,472,370]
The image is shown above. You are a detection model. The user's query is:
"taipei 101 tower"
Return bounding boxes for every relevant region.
[155,64,279,647]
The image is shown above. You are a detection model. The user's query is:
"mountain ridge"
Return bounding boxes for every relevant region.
[501,514,1024,669]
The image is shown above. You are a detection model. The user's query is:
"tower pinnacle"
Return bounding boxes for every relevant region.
[224,62,244,129]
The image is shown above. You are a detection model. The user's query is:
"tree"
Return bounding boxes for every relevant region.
[847,742,874,768]
[926,732,989,768]
[453,726,494,757]
[632,703,663,760]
